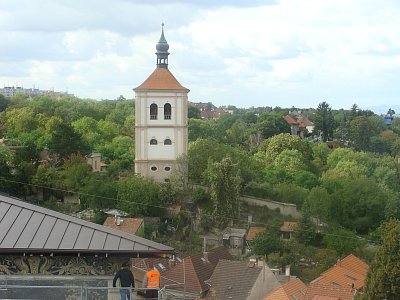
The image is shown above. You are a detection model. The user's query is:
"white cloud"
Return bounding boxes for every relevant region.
[0,0,399,109]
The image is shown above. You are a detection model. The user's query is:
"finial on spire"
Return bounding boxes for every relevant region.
[156,23,169,68]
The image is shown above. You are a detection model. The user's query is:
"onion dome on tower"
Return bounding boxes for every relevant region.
[156,23,170,68]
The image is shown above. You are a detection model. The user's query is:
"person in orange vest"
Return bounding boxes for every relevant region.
[142,262,160,299]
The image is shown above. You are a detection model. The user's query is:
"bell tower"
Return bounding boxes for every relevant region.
[134,25,189,182]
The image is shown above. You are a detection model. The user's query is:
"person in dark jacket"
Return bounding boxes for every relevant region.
[113,263,135,300]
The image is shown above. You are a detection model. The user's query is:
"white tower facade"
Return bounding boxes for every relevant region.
[134,26,189,182]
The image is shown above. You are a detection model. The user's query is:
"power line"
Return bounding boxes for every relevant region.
[0,176,377,243]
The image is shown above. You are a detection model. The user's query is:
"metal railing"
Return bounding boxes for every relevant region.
[0,284,163,300]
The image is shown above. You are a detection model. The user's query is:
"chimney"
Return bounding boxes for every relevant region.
[285,265,291,283]
[116,216,122,226]
[203,252,209,262]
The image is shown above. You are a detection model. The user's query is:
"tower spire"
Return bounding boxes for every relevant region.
[156,23,170,68]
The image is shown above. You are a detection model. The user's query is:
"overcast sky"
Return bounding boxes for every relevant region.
[1,0,399,110]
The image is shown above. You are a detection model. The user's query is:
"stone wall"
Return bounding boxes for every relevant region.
[240,195,300,218]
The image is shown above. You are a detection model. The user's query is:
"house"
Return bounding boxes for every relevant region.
[245,226,266,250]
[280,221,297,240]
[263,278,307,300]
[297,115,315,133]
[200,107,226,120]
[283,115,301,136]
[0,194,174,299]
[86,152,107,173]
[309,254,368,297]
[206,259,280,300]
[161,246,233,299]
[103,216,145,237]
[222,228,247,255]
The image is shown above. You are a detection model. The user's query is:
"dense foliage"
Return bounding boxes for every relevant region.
[1,95,400,263]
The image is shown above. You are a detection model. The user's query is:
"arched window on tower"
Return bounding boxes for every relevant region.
[150,103,158,120]
[164,103,171,120]
[150,139,158,145]
[164,138,172,145]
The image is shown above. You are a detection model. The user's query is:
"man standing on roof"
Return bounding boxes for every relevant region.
[113,263,135,300]
[142,262,160,299]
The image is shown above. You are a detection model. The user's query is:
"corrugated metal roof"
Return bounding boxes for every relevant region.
[0,195,174,255]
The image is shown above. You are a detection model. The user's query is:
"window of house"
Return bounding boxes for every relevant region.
[150,103,158,120]
[164,138,172,145]
[150,139,158,145]
[164,103,171,120]
[165,166,171,171]
[151,166,157,171]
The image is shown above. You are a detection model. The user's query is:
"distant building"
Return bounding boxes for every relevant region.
[134,25,189,183]
[0,86,73,97]
[190,101,227,119]
[86,153,107,173]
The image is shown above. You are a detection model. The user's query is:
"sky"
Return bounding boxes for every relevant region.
[1,0,400,110]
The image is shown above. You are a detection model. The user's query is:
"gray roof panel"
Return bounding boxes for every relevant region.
[59,222,81,249]
[0,205,22,243]
[75,227,94,250]
[89,230,107,250]
[0,195,174,255]
[30,215,56,249]
[0,202,11,221]
[104,234,121,251]
[1,209,32,248]
[14,212,44,248]
[45,219,69,249]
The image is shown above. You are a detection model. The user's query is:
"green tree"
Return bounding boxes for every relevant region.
[295,202,317,245]
[350,116,377,151]
[205,156,241,228]
[322,227,364,257]
[261,133,313,163]
[188,105,201,119]
[363,220,400,300]
[314,101,334,141]
[117,175,162,216]
[252,230,282,256]
[0,94,11,112]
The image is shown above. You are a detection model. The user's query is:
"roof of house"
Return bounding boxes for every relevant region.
[336,254,368,277]
[246,226,266,241]
[310,254,368,290]
[200,109,226,119]
[132,256,174,274]
[263,278,307,300]
[306,283,354,300]
[103,216,144,235]
[134,67,189,91]
[162,246,233,295]
[283,115,300,125]
[297,115,314,127]
[207,259,265,300]
[0,195,174,255]
[280,222,298,232]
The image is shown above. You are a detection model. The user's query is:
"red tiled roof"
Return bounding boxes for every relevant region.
[246,226,266,241]
[283,115,300,125]
[307,283,354,300]
[337,254,368,278]
[103,217,143,236]
[161,246,233,295]
[134,67,189,91]
[263,278,307,300]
